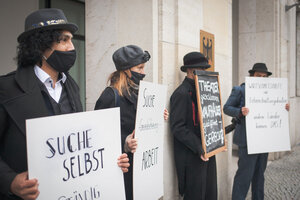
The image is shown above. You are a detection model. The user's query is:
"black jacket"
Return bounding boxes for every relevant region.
[94,86,137,200]
[170,77,205,195]
[0,66,82,200]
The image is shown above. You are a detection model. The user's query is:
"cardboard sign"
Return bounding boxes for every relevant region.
[194,70,226,158]
[245,77,291,154]
[133,81,167,200]
[26,108,126,200]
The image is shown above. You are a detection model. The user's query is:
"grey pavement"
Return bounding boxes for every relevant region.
[246,143,300,200]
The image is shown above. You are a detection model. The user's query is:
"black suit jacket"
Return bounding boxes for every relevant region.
[0,66,82,199]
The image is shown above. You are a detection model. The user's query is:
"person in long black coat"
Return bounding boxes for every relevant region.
[95,45,168,200]
[170,52,217,200]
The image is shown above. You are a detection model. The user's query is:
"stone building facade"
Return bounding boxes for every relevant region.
[1,0,299,199]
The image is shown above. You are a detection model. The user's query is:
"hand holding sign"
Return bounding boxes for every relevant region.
[164,109,169,120]
[241,107,249,116]
[10,171,39,200]
[118,153,130,173]
[125,130,138,153]
[285,103,290,111]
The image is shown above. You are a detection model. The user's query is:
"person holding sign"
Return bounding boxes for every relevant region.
[170,52,218,200]
[0,9,129,200]
[95,45,168,200]
[223,63,290,200]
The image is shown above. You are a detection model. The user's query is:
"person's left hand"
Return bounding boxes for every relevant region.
[117,153,130,173]
[222,139,228,152]
[164,109,169,120]
[285,103,290,111]
[125,130,138,153]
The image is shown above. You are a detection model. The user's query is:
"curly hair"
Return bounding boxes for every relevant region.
[16,29,63,68]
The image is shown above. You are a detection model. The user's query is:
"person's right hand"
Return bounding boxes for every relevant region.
[241,107,249,116]
[10,171,39,200]
[117,153,130,173]
[125,130,138,153]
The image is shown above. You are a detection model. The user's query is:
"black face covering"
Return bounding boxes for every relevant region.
[130,71,145,85]
[45,49,76,72]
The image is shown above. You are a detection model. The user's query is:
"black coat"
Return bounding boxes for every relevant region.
[170,77,217,199]
[0,66,82,200]
[94,86,137,200]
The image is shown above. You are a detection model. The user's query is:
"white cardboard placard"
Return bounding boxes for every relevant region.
[133,81,167,200]
[26,108,126,200]
[245,77,290,154]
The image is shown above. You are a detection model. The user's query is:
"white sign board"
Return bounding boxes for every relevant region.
[26,108,126,200]
[133,81,167,200]
[245,77,290,154]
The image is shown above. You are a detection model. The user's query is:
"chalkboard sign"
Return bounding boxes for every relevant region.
[194,70,226,158]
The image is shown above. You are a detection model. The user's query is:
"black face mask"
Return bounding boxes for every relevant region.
[130,71,145,85]
[45,49,76,72]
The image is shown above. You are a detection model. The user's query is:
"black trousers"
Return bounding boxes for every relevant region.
[183,154,217,200]
[232,147,268,200]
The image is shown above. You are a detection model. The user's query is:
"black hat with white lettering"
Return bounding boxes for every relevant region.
[18,8,78,42]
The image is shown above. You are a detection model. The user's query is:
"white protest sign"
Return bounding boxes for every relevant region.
[133,81,167,200]
[26,108,126,200]
[245,77,290,154]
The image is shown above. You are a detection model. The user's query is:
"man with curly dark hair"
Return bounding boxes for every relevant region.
[0,8,83,200]
[0,8,130,200]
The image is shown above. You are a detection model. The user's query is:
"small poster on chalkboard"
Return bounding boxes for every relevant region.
[194,70,226,158]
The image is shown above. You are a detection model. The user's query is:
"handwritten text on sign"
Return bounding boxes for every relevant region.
[245,77,290,154]
[134,81,167,200]
[26,109,126,200]
[197,75,225,154]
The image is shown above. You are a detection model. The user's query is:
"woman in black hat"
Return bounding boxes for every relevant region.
[95,45,168,200]
[223,63,289,200]
[170,52,218,200]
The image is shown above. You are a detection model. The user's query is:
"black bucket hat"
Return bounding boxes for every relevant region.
[112,45,151,71]
[180,52,211,72]
[248,63,272,76]
[17,8,78,42]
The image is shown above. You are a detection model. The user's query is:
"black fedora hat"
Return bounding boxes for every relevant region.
[17,8,78,42]
[248,63,272,76]
[180,52,211,72]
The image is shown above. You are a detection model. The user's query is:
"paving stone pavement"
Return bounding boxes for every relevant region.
[246,143,300,200]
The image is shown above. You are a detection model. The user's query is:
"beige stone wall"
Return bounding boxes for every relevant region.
[0,0,39,75]
[237,0,300,161]
[85,0,156,111]
[86,0,232,199]
[158,0,233,199]
[86,0,299,199]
